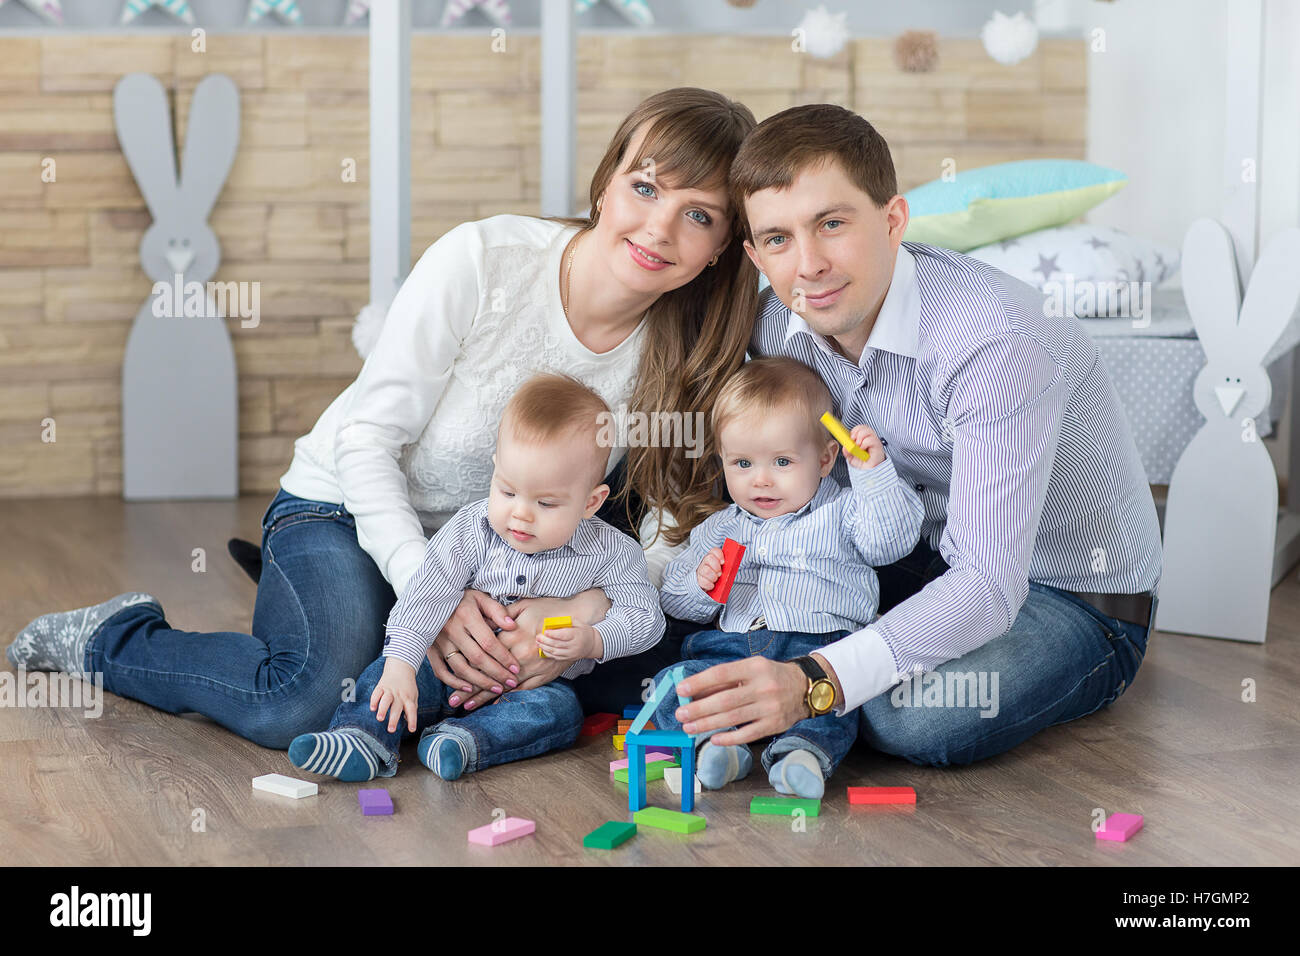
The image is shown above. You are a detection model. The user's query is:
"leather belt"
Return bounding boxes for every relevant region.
[1070,590,1157,630]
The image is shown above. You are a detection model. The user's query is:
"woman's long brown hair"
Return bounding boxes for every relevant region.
[550,88,759,547]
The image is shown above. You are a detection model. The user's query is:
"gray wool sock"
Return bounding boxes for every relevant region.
[5,592,161,677]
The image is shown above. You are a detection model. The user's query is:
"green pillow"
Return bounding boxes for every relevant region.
[902,159,1127,252]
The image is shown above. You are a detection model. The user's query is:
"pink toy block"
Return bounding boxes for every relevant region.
[1096,812,1143,842]
[468,816,536,847]
[847,786,916,805]
[608,751,675,772]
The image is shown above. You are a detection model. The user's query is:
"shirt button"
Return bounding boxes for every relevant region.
[515,574,525,585]
[915,483,924,492]
[881,438,889,447]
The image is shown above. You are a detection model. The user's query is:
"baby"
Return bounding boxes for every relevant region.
[289,372,665,782]
[651,356,924,798]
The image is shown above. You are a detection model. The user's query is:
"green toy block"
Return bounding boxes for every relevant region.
[750,796,821,817]
[583,820,638,850]
[613,760,678,784]
[633,806,706,834]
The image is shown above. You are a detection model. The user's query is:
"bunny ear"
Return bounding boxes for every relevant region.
[1180,218,1241,363]
[179,74,240,221]
[113,73,179,220]
[1238,227,1300,366]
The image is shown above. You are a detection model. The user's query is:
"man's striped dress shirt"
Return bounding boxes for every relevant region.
[750,242,1162,712]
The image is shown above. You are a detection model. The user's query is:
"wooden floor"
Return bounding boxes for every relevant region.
[2,495,1298,866]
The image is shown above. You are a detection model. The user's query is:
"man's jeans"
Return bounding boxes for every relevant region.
[324,651,583,776]
[651,627,859,778]
[857,540,1151,766]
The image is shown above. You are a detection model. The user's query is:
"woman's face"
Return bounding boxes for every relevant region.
[592,123,735,296]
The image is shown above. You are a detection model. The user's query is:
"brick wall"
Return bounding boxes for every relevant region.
[0,34,1085,498]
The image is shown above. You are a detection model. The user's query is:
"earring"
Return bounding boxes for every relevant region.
[708,255,719,267]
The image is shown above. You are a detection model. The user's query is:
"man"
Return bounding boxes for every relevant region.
[675,104,1161,766]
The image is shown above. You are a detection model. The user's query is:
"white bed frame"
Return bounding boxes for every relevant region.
[363,0,1300,642]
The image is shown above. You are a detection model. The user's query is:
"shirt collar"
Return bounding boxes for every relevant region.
[783,245,920,362]
[734,475,842,525]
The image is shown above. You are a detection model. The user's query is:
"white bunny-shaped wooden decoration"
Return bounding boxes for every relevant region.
[114,73,240,500]
[1157,219,1300,642]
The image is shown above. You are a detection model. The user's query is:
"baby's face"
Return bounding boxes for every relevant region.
[719,410,838,519]
[488,428,608,555]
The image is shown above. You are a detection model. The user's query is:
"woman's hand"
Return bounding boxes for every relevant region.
[454,590,611,710]
[674,657,811,745]
[426,590,522,706]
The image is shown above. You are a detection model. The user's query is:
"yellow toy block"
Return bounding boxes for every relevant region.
[613,734,625,751]
[820,411,870,463]
[538,616,573,658]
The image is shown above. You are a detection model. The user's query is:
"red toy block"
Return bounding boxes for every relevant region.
[706,538,746,603]
[579,713,618,736]
[847,786,916,805]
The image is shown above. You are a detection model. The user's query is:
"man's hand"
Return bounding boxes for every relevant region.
[371,656,420,734]
[696,547,725,593]
[673,657,810,746]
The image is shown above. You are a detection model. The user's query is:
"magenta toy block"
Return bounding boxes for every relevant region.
[357,788,393,816]
[609,751,675,772]
[468,817,536,847]
[1096,812,1144,842]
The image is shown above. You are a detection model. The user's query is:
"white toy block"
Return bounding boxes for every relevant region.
[252,773,318,799]
[663,766,701,795]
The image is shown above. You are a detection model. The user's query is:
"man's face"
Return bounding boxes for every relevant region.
[741,157,907,346]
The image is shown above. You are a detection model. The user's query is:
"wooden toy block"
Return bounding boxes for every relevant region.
[617,719,655,733]
[613,734,625,751]
[705,538,746,603]
[633,807,706,834]
[613,760,676,784]
[627,730,696,813]
[357,788,393,816]
[663,766,701,795]
[252,773,317,799]
[820,411,871,463]
[583,821,637,850]
[467,817,535,847]
[622,706,641,718]
[580,713,618,736]
[609,752,675,772]
[751,796,821,817]
[847,786,916,806]
[623,729,691,749]
[1096,812,1144,842]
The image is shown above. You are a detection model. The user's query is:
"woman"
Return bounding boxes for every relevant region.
[7,88,758,749]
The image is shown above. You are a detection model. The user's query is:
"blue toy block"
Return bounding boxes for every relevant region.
[622,706,641,719]
[628,668,696,738]
[624,729,691,749]
[626,729,696,814]
[672,664,692,708]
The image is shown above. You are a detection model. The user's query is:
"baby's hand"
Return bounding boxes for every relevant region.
[846,425,886,469]
[697,547,724,594]
[371,657,420,734]
[535,622,599,662]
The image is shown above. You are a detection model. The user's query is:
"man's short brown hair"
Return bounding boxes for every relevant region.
[728,104,898,243]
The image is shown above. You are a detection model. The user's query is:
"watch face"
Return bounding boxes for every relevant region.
[809,679,835,713]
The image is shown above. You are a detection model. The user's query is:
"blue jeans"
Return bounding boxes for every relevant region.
[326,652,583,776]
[651,628,859,778]
[857,540,1151,766]
[81,487,663,750]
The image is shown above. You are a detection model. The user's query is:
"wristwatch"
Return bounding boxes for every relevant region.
[790,655,837,717]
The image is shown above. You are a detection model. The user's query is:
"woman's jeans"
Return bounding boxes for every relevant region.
[855,539,1151,767]
[82,481,678,750]
[324,652,583,777]
[650,628,859,778]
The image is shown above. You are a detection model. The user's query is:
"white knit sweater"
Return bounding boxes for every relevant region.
[279,214,686,598]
